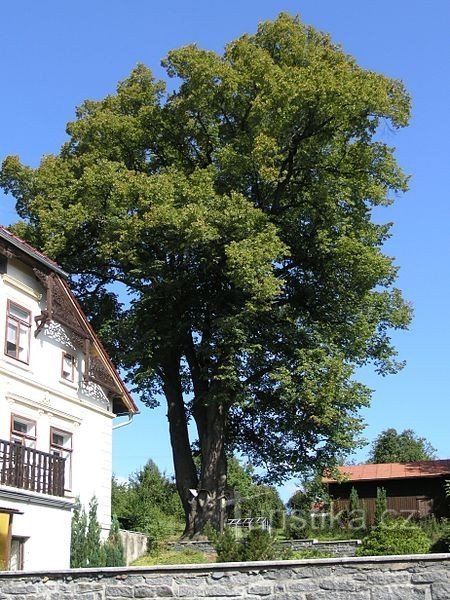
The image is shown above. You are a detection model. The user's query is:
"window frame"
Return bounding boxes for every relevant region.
[9,536,27,571]
[61,351,76,382]
[10,414,37,448]
[50,427,73,491]
[4,300,32,364]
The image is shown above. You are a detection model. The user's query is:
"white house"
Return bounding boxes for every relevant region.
[0,226,138,570]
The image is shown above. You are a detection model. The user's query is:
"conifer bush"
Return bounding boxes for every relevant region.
[215,527,280,562]
[70,497,126,567]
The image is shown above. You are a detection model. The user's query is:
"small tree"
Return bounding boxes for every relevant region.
[241,529,278,562]
[85,497,105,567]
[70,499,88,568]
[374,487,387,526]
[215,527,241,563]
[349,487,360,514]
[104,515,125,567]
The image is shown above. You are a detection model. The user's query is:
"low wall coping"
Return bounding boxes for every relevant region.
[1,552,449,579]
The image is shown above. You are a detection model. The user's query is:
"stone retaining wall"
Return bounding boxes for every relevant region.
[167,538,361,557]
[0,553,449,598]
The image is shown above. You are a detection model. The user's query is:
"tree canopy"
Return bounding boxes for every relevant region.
[368,428,436,464]
[0,13,411,536]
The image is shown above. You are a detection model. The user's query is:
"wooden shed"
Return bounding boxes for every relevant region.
[323,460,450,526]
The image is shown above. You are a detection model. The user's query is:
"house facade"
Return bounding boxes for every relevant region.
[324,461,450,526]
[0,226,138,570]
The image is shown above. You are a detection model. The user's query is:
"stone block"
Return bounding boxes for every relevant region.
[177,586,206,597]
[247,583,273,595]
[134,584,174,597]
[431,582,450,600]
[105,585,134,597]
[204,584,243,597]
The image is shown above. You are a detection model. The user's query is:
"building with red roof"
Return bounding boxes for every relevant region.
[324,460,450,525]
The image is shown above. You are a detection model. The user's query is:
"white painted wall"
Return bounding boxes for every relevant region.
[0,493,72,570]
[0,258,119,568]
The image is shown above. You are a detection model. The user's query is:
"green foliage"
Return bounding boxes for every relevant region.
[136,505,177,553]
[111,476,134,529]
[86,497,105,567]
[226,457,285,528]
[420,517,450,553]
[70,499,88,568]
[215,527,242,562]
[374,487,387,526]
[132,547,213,566]
[104,515,126,567]
[203,521,219,544]
[349,487,360,513]
[71,497,125,568]
[444,524,450,552]
[356,518,430,556]
[112,461,183,536]
[241,528,278,561]
[285,511,365,541]
[215,527,279,562]
[1,13,412,526]
[290,549,333,559]
[287,475,329,514]
[284,513,312,540]
[369,428,436,463]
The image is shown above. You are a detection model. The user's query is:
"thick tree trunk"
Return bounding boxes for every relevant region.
[161,358,198,537]
[163,337,229,539]
[189,397,228,537]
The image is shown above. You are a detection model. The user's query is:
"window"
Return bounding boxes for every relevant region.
[50,428,72,490]
[61,352,75,382]
[9,537,27,571]
[10,415,36,448]
[5,301,31,363]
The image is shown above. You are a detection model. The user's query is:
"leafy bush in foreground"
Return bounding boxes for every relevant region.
[356,518,430,557]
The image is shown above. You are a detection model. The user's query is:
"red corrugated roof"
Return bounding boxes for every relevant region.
[323,460,450,483]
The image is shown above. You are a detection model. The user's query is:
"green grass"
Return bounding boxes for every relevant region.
[131,548,215,566]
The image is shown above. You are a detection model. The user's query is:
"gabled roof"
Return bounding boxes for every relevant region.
[0,225,138,414]
[323,460,450,483]
[0,226,68,278]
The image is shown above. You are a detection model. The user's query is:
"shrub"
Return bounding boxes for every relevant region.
[136,505,175,552]
[71,496,126,567]
[356,518,430,556]
[284,513,312,539]
[241,529,278,561]
[215,527,280,562]
[215,527,241,562]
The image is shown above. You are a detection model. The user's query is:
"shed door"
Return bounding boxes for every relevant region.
[417,497,433,518]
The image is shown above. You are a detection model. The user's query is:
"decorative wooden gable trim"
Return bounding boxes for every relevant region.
[0,227,137,414]
[33,270,136,413]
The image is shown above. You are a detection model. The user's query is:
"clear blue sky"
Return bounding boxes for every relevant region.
[1,1,449,497]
